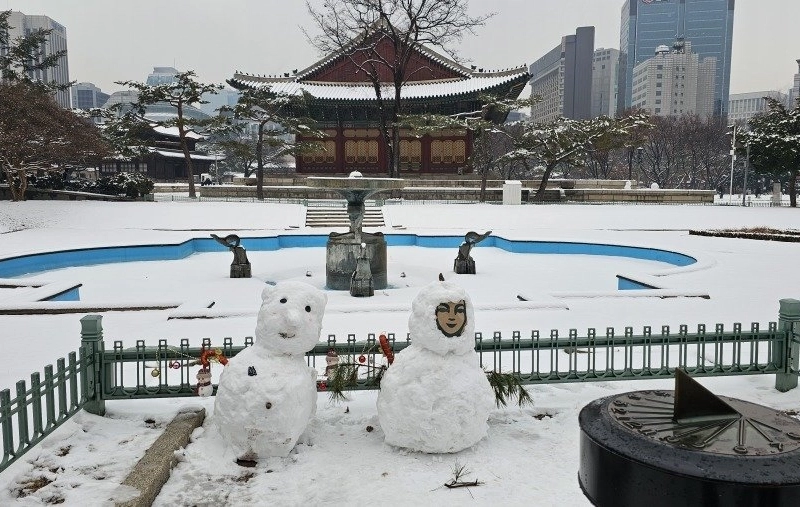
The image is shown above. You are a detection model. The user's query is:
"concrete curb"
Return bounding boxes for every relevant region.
[113,407,206,507]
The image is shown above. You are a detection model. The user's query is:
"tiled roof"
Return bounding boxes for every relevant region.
[229,67,529,101]
[293,23,473,80]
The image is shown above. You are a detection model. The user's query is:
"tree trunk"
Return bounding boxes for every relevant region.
[533,164,556,202]
[4,168,27,201]
[256,123,265,200]
[479,170,487,203]
[3,166,28,202]
[391,126,401,179]
[790,169,798,208]
[176,103,196,199]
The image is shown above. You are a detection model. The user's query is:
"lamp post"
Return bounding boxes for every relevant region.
[636,146,644,187]
[728,125,736,204]
[742,142,750,207]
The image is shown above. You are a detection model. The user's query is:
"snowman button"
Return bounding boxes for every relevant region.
[248,366,257,376]
[265,402,272,409]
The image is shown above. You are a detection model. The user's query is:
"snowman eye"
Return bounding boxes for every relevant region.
[305,305,311,312]
[280,298,287,303]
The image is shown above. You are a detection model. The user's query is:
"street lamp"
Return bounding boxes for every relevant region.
[727,125,736,204]
[636,146,644,187]
[742,141,750,207]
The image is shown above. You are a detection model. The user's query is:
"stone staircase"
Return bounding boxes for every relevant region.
[305,206,386,228]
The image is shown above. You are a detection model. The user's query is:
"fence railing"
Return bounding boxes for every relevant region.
[0,347,91,473]
[1,299,798,475]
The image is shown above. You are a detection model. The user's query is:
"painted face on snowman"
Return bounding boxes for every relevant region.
[408,281,475,356]
[377,279,493,453]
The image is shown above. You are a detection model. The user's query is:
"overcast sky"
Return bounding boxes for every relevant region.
[4,0,799,97]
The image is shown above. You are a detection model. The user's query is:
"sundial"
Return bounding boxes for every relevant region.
[579,370,800,506]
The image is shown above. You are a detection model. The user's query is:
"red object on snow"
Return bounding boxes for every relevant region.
[378,334,394,365]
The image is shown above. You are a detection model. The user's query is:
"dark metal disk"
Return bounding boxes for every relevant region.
[579,371,800,506]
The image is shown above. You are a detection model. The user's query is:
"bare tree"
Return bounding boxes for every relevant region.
[305,0,492,177]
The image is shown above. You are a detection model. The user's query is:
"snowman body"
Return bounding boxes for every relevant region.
[214,281,327,460]
[377,280,494,453]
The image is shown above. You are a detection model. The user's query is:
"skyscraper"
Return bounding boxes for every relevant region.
[70,82,110,110]
[1,11,70,108]
[618,0,734,117]
[530,26,594,123]
[790,60,800,107]
[591,48,620,118]
[631,41,716,118]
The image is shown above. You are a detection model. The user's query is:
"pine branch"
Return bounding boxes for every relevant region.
[326,362,386,402]
[486,371,533,408]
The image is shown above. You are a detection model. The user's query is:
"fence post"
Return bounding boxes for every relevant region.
[80,315,106,416]
[775,299,800,392]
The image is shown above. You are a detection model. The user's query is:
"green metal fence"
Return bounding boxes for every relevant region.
[1,299,798,475]
[0,347,91,473]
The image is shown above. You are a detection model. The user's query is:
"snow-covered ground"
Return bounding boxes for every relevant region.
[0,200,798,505]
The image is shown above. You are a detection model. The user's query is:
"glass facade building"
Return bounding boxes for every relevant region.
[618,0,735,117]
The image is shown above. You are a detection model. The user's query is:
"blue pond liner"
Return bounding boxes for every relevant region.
[0,234,696,280]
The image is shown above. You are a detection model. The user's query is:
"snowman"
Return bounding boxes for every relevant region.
[214,281,327,463]
[377,278,494,453]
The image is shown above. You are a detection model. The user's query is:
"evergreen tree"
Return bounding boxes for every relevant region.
[740,97,800,207]
[117,71,227,198]
[1,11,108,201]
[400,95,534,201]
[227,87,322,199]
[0,10,69,92]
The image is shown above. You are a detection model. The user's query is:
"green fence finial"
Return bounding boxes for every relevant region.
[775,299,800,392]
[80,315,105,415]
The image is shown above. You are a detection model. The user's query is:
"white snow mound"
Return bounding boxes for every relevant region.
[214,281,327,459]
[378,280,493,453]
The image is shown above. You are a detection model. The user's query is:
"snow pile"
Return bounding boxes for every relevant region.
[378,280,494,453]
[213,281,327,460]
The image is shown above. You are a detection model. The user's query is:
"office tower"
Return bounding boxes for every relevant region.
[530,26,594,123]
[1,11,70,108]
[146,67,180,86]
[71,82,110,110]
[592,48,620,118]
[631,40,716,118]
[790,60,800,106]
[618,0,734,117]
[729,91,788,123]
[199,88,240,116]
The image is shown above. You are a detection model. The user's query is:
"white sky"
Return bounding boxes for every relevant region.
[4,0,799,96]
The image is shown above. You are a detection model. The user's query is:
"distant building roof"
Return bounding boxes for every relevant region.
[229,67,529,102]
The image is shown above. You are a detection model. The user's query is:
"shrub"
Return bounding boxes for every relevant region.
[29,171,154,198]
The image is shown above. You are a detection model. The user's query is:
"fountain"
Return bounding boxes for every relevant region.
[306,173,404,291]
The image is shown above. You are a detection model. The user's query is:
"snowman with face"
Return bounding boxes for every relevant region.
[214,281,327,463]
[377,279,494,453]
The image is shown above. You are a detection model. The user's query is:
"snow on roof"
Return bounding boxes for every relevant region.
[152,125,204,140]
[152,149,218,161]
[229,67,529,101]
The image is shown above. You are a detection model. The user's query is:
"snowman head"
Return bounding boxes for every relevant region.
[255,281,327,355]
[408,279,475,356]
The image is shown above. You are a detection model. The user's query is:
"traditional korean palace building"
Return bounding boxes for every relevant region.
[229,36,529,175]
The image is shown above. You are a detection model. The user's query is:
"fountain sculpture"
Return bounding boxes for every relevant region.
[307,173,404,292]
[211,233,251,278]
